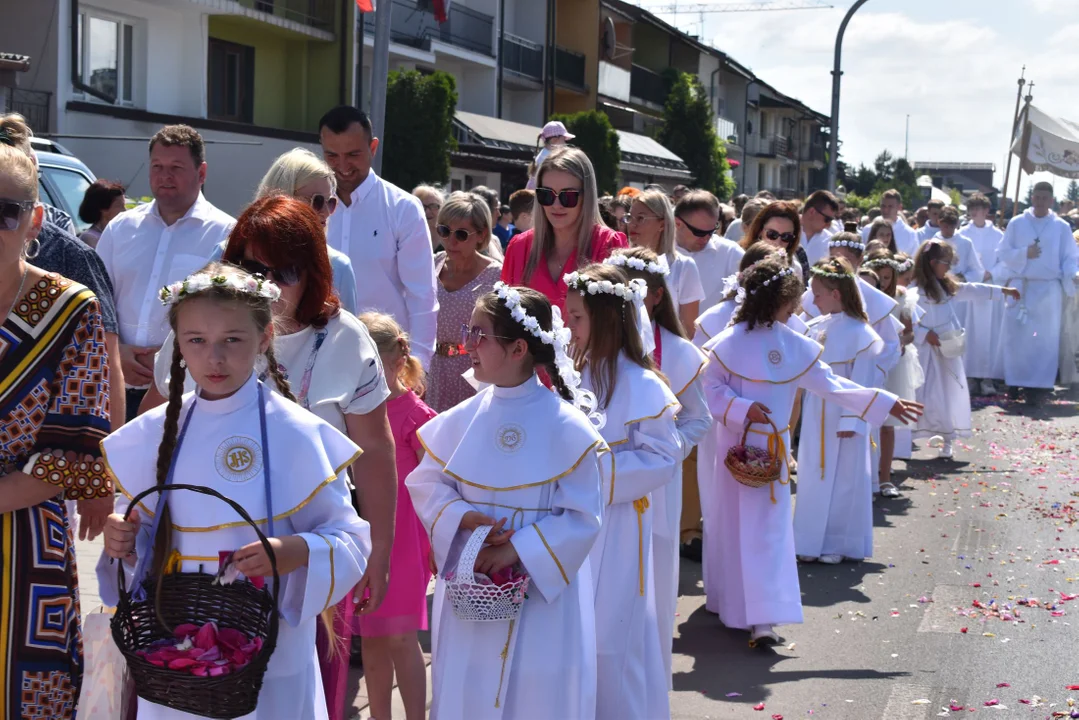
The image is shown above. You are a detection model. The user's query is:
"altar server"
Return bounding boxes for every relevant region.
[564,263,680,720]
[99,264,370,720]
[958,193,1007,395]
[794,258,883,564]
[700,256,921,645]
[607,247,710,687]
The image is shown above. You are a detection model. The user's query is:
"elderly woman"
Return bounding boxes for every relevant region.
[0,144,112,718]
[413,183,445,251]
[77,178,125,248]
[210,147,358,313]
[425,191,504,412]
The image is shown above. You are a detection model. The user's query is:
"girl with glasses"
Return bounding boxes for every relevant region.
[501,147,628,313]
[426,192,503,412]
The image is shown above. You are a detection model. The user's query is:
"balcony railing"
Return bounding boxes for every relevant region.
[554,46,586,91]
[3,89,50,132]
[362,0,494,57]
[243,0,335,31]
[715,115,739,145]
[502,33,543,82]
[799,142,826,163]
[630,64,667,107]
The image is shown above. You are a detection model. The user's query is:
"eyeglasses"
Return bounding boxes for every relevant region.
[765,228,798,245]
[460,324,514,347]
[677,215,719,238]
[627,213,661,225]
[237,259,302,287]
[306,193,338,214]
[437,225,483,243]
[0,198,35,232]
[423,202,442,215]
[535,187,582,208]
[815,207,836,224]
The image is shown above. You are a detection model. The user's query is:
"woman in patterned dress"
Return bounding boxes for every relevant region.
[425,192,502,412]
[0,145,111,717]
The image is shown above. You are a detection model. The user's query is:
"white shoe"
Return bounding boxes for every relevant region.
[928,435,945,448]
[750,624,779,645]
[939,441,954,459]
[981,379,998,396]
[819,554,843,564]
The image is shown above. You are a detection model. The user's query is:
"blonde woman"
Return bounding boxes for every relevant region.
[501,146,627,312]
[210,147,358,313]
[627,189,704,332]
[412,183,445,251]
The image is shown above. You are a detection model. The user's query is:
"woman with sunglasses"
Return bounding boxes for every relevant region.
[501,146,627,312]
[412,184,445,251]
[740,200,809,285]
[143,196,397,720]
[426,191,503,412]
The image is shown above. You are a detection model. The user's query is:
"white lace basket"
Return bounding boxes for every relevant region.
[445,525,530,622]
[938,328,966,359]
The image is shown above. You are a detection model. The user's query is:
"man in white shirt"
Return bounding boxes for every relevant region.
[96,125,234,419]
[320,106,438,368]
[674,190,744,312]
[998,181,1079,402]
[800,189,838,266]
[917,199,945,243]
[861,188,920,256]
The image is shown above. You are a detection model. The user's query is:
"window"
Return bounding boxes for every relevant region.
[41,167,93,233]
[208,39,255,124]
[77,9,137,104]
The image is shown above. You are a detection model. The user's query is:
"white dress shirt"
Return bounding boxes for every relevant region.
[802,227,834,267]
[724,217,744,242]
[96,193,234,354]
[681,236,744,309]
[326,171,438,368]
[861,217,920,256]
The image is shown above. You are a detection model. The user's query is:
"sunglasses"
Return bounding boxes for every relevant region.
[677,216,719,238]
[307,193,338,214]
[237,259,302,287]
[0,198,35,232]
[535,187,581,208]
[765,228,798,245]
[437,225,483,243]
[460,324,514,347]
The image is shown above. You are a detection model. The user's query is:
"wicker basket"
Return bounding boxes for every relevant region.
[725,418,782,489]
[445,525,530,622]
[111,484,280,719]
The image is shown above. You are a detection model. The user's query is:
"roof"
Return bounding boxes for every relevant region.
[454,111,539,152]
[913,161,995,172]
[0,53,30,72]
[617,130,683,163]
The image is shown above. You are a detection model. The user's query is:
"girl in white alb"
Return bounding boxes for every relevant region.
[406,284,607,720]
[911,240,1020,458]
[564,263,681,720]
[699,256,921,645]
[607,247,711,687]
[793,258,883,564]
[958,207,1007,393]
[99,265,370,720]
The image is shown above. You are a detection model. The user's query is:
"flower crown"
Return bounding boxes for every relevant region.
[829,238,866,252]
[604,253,670,277]
[810,265,854,280]
[563,272,648,302]
[159,272,281,306]
[492,282,604,428]
[748,266,796,296]
[863,257,913,274]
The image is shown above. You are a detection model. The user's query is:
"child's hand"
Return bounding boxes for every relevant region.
[1002,287,1021,300]
[926,330,940,347]
[78,495,115,541]
[836,430,855,439]
[460,512,515,545]
[103,510,140,560]
[475,543,520,577]
[233,536,310,577]
[746,402,771,425]
[889,399,924,425]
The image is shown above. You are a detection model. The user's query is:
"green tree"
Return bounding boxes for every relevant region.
[1067,179,1079,202]
[947,187,964,208]
[873,150,896,181]
[550,110,621,195]
[382,70,458,190]
[893,157,917,187]
[657,71,736,200]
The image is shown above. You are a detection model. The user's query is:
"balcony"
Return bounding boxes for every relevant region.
[630,64,667,108]
[799,142,826,163]
[715,115,739,146]
[3,89,50,132]
[241,0,335,32]
[502,33,543,83]
[362,0,494,57]
[554,46,587,92]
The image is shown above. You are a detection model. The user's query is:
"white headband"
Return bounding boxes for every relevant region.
[492,282,605,428]
[829,238,866,252]
[748,266,796,295]
[159,272,281,306]
[564,272,655,355]
[604,253,671,277]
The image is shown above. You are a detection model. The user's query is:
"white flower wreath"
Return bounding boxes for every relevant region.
[563,271,648,302]
[829,238,866,252]
[492,282,605,428]
[809,265,854,280]
[603,253,671,277]
[748,266,796,296]
[159,272,281,306]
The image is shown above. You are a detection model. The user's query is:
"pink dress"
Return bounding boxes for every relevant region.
[355,390,437,636]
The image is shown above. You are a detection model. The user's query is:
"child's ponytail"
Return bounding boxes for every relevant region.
[359,312,425,395]
[264,344,298,403]
[150,333,186,629]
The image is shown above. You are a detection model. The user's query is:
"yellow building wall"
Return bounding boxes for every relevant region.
[554,0,599,116]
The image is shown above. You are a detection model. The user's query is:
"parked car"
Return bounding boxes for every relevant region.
[31,137,97,234]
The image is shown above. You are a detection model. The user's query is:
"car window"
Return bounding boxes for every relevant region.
[41,166,92,232]
[38,179,56,209]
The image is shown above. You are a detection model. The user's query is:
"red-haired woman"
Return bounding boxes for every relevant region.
[740,200,809,285]
[139,195,396,720]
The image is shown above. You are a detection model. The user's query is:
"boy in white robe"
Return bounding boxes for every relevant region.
[958,193,1007,394]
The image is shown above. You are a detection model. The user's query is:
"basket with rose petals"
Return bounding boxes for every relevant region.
[725,418,783,488]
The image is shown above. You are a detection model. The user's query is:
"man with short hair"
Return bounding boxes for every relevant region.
[320,105,438,367]
[918,199,946,242]
[998,181,1079,401]
[508,188,534,235]
[671,184,690,204]
[96,124,234,419]
[801,189,839,265]
[861,189,919,255]
[674,190,745,311]
[959,193,1007,395]
[725,198,767,242]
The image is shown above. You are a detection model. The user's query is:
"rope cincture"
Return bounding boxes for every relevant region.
[746,424,791,504]
[633,497,650,595]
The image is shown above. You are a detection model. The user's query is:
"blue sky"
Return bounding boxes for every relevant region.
[636,0,1079,197]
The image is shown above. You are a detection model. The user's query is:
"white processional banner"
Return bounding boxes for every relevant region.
[1013,104,1079,179]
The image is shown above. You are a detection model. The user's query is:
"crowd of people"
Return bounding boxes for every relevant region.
[0,103,1077,720]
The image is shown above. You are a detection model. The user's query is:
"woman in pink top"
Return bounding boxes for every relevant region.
[502,146,627,310]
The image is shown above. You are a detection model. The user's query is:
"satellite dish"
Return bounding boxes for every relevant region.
[602,16,616,60]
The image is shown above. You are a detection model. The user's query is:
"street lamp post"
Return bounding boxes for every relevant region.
[827,0,871,191]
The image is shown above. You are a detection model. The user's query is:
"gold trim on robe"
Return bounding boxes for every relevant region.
[418,435,604,492]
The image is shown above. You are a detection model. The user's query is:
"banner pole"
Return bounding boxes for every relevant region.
[998,68,1026,227]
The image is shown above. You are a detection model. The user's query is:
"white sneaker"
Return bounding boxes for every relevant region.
[939,441,954,459]
[819,554,843,564]
[750,624,779,645]
[981,379,998,396]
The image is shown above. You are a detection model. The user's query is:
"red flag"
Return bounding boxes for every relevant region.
[433,0,450,23]
[356,0,374,12]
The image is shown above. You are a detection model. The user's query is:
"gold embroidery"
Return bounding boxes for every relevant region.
[825,337,881,366]
[721,396,736,427]
[859,391,880,420]
[608,451,616,506]
[494,618,516,708]
[430,498,465,541]
[632,497,650,595]
[674,360,707,397]
[317,534,336,612]
[710,347,824,385]
[533,524,569,585]
[623,401,680,427]
[607,439,628,447]
[418,435,603,492]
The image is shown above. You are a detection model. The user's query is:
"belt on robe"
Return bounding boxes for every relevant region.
[633,496,650,595]
[434,341,468,357]
[746,424,791,504]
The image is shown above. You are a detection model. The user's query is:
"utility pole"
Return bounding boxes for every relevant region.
[369,0,393,175]
[827,0,870,191]
[904,114,909,159]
